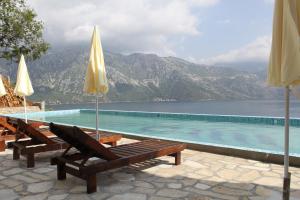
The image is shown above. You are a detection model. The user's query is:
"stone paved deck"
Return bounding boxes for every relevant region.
[0,138,299,200]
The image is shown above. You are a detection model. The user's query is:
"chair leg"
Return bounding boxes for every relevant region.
[27,153,35,168]
[174,152,181,165]
[86,175,97,194]
[111,141,117,147]
[13,146,20,160]
[57,162,66,180]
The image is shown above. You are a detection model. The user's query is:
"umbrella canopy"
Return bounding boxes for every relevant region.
[14,54,34,122]
[0,76,6,97]
[14,54,34,96]
[268,0,300,198]
[268,0,300,86]
[84,26,108,141]
[84,26,108,94]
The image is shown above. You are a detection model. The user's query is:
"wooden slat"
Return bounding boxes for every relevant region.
[18,119,56,145]
[110,148,145,157]
[83,143,186,175]
[50,123,120,160]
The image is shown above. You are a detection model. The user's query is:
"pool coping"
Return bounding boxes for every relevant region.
[124,134,300,167]
[12,109,300,127]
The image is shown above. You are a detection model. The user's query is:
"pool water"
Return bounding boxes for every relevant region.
[8,109,300,156]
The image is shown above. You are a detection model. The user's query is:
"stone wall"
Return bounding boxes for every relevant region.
[0,106,41,114]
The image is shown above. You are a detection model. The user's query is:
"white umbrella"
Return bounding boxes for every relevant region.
[0,76,7,97]
[84,26,109,141]
[268,0,300,199]
[14,55,34,123]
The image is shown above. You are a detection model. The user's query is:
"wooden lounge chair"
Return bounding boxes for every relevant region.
[0,117,17,140]
[12,119,122,168]
[50,123,186,193]
[0,117,45,141]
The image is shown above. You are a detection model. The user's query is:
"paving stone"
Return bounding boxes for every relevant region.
[261,171,281,178]
[154,177,175,183]
[3,168,24,176]
[0,178,22,187]
[254,162,270,168]
[65,194,92,200]
[158,164,173,169]
[249,197,267,200]
[255,186,280,197]
[238,170,260,182]
[223,182,255,191]
[103,183,134,193]
[0,175,6,180]
[195,168,214,177]
[148,197,173,200]
[133,187,156,194]
[156,188,188,198]
[19,193,48,200]
[194,183,211,190]
[90,192,110,200]
[254,177,282,187]
[134,181,154,188]
[211,186,252,196]
[152,182,165,188]
[155,168,183,178]
[184,187,239,200]
[181,178,197,186]
[107,193,147,200]
[53,179,75,190]
[240,165,270,171]
[112,172,135,181]
[23,171,51,181]
[167,183,182,189]
[183,160,206,168]
[13,184,24,192]
[1,160,19,167]
[70,186,86,193]
[47,194,68,200]
[0,189,19,200]
[33,167,55,174]
[216,169,240,180]
[11,174,38,183]
[27,181,53,193]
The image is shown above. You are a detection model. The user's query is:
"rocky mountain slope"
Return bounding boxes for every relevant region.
[0,45,279,104]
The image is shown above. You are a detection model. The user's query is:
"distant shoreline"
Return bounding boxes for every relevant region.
[46,98,286,106]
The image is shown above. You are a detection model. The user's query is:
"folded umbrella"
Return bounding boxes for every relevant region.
[84,26,109,141]
[14,54,34,123]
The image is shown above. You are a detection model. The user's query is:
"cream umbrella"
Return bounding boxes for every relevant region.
[84,26,109,141]
[14,54,34,123]
[0,76,7,97]
[268,0,300,199]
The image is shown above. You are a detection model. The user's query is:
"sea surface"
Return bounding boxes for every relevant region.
[47,100,300,118]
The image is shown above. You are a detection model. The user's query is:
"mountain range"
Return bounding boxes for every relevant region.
[0,45,280,104]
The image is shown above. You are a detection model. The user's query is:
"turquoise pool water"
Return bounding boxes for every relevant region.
[7,109,300,156]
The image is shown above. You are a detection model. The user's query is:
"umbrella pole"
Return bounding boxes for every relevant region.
[283,86,291,200]
[24,96,27,123]
[96,95,99,141]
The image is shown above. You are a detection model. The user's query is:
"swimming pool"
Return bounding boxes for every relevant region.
[6,109,300,156]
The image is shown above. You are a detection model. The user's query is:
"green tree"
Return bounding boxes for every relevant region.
[0,0,49,62]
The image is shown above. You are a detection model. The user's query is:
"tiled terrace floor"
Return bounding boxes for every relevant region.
[0,138,299,200]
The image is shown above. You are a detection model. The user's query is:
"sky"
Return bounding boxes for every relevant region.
[27,0,275,65]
